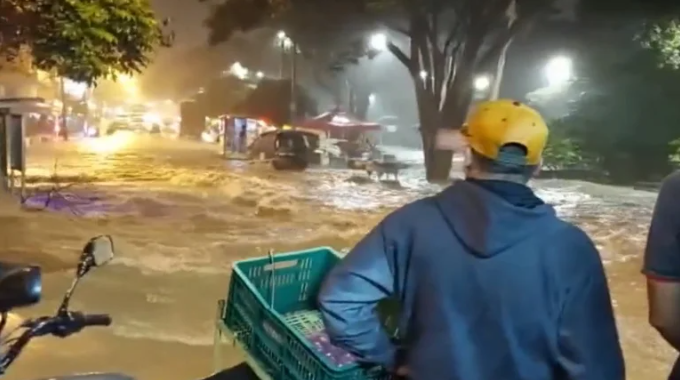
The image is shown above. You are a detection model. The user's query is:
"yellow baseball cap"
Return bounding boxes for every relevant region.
[462,99,548,166]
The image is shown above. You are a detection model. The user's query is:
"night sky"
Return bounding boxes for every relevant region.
[150,0,210,48]
[144,0,580,119]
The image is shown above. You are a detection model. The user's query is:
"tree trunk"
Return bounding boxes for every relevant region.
[419,99,454,182]
[489,38,512,100]
[420,126,453,182]
[354,89,370,120]
[417,87,470,182]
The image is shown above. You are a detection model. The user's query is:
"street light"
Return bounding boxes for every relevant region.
[419,70,428,80]
[63,79,88,98]
[277,31,292,49]
[369,33,387,51]
[230,62,249,79]
[256,71,264,78]
[544,55,573,87]
[474,75,491,91]
[275,30,298,116]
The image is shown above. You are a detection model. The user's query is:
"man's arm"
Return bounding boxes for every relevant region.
[644,172,680,350]
[647,281,680,351]
[556,228,625,380]
[317,221,406,369]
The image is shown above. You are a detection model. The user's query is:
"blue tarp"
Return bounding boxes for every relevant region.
[22,190,129,216]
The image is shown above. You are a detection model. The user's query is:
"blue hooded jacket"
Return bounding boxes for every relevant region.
[318,180,624,380]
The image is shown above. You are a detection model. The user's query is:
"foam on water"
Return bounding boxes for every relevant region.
[111,318,215,346]
[2,137,669,380]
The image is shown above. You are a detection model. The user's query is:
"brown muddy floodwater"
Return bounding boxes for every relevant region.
[0,135,672,380]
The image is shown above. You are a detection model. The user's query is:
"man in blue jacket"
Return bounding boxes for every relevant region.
[318,99,625,380]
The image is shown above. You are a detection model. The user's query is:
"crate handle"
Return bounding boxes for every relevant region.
[267,249,276,308]
[263,259,299,271]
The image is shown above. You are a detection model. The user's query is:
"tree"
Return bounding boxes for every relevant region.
[640,20,680,68]
[372,0,562,180]
[580,0,680,68]
[205,0,560,181]
[0,0,169,84]
[555,28,680,183]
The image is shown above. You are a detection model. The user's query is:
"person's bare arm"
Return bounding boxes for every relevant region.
[644,172,680,349]
[648,279,680,351]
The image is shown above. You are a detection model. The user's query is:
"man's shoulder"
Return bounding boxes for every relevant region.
[660,170,680,195]
[547,220,602,274]
[532,217,595,251]
[384,196,439,223]
[652,171,680,219]
[556,222,596,249]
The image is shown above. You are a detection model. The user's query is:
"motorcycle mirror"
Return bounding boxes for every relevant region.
[57,236,114,315]
[77,235,114,277]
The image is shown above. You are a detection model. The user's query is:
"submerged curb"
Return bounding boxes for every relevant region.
[24,135,54,146]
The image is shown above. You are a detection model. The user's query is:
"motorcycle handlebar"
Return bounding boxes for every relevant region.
[81,314,112,327]
[0,311,111,371]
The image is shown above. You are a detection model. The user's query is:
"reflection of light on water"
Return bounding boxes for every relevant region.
[17,140,671,379]
[81,132,134,154]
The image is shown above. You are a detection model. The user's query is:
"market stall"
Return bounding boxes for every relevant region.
[300,109,382,162]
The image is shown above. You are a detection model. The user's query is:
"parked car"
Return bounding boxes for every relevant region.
[248,130,317,170]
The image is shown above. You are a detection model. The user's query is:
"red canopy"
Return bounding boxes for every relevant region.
[300,109,382,134]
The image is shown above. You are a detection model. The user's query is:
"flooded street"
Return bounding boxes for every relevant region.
[0,134,673,379]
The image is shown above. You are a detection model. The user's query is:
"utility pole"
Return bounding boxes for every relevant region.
[279,40,286,79]
[290,40,297,121]
[0,108,7,191]
[59,77,68,140]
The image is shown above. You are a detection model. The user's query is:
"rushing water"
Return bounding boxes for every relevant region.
[0,135,672,380]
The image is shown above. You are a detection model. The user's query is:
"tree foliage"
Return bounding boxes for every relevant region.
[541,119,590,171]
[555,29,680,183]
[0,0,170,84]
[640,20,680,68]
[580,0,680,68]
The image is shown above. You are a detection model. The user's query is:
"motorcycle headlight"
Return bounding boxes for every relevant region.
[0,263,41,312]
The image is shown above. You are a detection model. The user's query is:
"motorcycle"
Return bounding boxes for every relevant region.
[0,235,132,380]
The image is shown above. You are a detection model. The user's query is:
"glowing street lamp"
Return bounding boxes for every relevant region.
[474,75,491,91]
[419,70,428,80]
[277,30,293,49]
[544,55,573,87]
[62,79,88,98]
[116,73,138,98]
[256,71,264,78]
[369,33,387,51]
[230,62,249,79]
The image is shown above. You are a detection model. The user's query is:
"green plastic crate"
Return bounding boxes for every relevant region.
[223,247,391,380]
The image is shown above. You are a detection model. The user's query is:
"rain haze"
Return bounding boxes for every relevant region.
[0,0,677,379]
